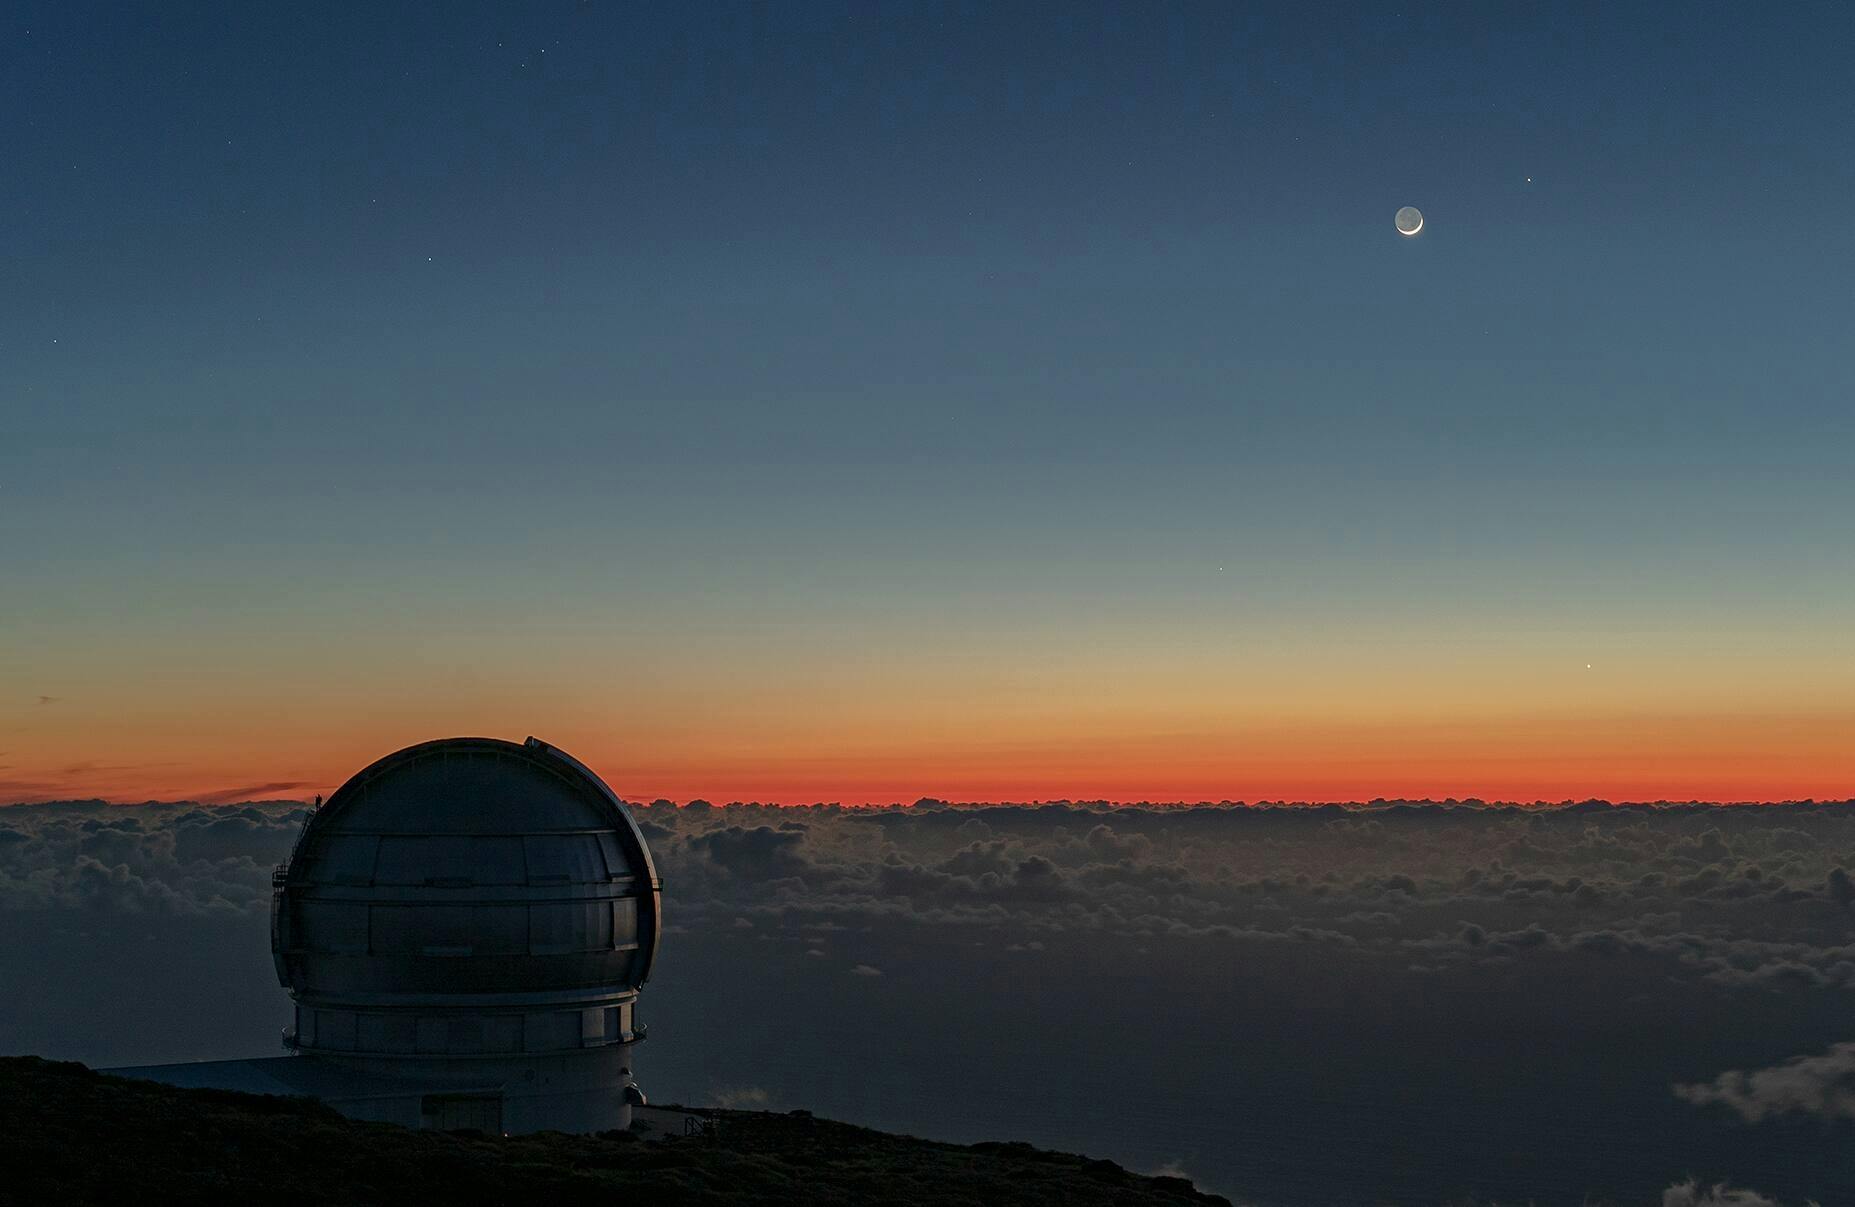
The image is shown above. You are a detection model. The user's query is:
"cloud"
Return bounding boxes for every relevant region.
[848,963,882,977]
[1660,1179,1804,1206]
[35,696,59,706]
[1675,1042,1855,1123]
[706,1086,772,1110]
[192,782,316,806]
[684,823,816,881]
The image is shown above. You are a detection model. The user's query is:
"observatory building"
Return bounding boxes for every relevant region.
[112,736,663,1135]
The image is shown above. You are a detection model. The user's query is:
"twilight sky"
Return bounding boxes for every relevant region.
[4,2,1852,804]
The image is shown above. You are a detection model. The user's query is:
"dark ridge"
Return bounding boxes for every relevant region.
[0,1057,1228,1206]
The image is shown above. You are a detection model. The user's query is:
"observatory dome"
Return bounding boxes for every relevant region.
[269,737,661,1132]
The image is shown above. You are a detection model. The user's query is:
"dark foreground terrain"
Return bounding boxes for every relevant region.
[0,1057,1226,1206]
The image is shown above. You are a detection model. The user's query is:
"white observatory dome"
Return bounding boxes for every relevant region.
[269,736,661,1134]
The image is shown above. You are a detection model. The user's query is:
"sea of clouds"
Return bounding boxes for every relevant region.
[3,796,1851,1205]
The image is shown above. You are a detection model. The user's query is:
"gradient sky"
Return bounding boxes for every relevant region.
[5,2,1852,804]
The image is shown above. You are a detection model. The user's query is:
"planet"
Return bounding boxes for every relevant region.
[1395,206,1424,236]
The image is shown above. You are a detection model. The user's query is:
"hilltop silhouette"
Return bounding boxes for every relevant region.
[0,1057,1228,1206]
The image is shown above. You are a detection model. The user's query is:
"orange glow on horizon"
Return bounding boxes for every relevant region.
[7,707,1849,807]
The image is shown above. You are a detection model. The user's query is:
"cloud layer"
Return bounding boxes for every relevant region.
[633,799,1855,999]
[0,802,307,916]
[5,795,1853,1204]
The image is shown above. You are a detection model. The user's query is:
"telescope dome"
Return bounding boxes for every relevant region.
[271,737,659,1079]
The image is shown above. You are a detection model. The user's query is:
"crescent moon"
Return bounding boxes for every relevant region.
[1395,206,1424,236]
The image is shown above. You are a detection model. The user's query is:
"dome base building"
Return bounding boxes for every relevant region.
[109,737,663,1136]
